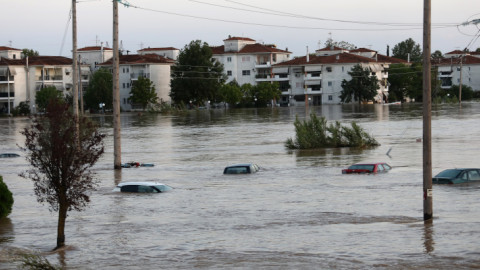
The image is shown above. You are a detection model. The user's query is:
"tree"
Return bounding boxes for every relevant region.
[0,176,14,218]
[170,40,226,106]
[84,68,113,111]
[251,82,281,107]
[431,50,443,61]
[340,64,380,104]
[22,49,39,58]
[392,38,422,62]
[129,76,158,111]
[218,81,243,106]
[20,100,104,250]
[324,37,356,50]
[35,86,64,112]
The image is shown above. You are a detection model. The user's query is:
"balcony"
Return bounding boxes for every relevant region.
[271,74,290,81]
[304,73,322,80]
[255,74,272,82]
[131,73,150,80]
[0,92,14,98]
[37,75,63,81]
[255,61,271,68]
[0,76,14,83]
[305,87,322,94]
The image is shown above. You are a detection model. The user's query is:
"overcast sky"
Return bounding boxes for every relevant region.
[2,0,479,58]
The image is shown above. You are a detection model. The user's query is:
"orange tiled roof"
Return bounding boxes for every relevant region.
[0,56,73,66]
[224,37,255,42]
[350,48,376,53]
[211,44,290,55]
[99,54,174,65]
[274,53,380,66]
[78,46,113,51]
[138,47,179,52]
[316,46,346,52]
[376,54,409,64]
[0,46,21,51]
[433,55,480,66]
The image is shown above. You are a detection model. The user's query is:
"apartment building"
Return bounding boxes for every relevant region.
[435,50,480,91]
[78,45,113,72]
[99,54,174,110]
[211,36,291,86]
[0,54,89,113]
[271,47,403,106]
[138,47,179,60]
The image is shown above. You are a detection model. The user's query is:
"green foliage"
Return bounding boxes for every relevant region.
[12,101,31,116]
[0,176,13,218]
[21,49,39,59]
[20,100,104,249]
[219,81,243,106]
[170,40,226,105]
[392,38,422,62]
[285,113,379,149]
[84,68,113,111]
[340,64,379,104]
[387,63,423,101]
[35,86,63,112]
[251,82,281,107]
[20,254,60,270]
[434,84,474,104]
[129,76,158,111]
[431,50,443,61]
[324,37,356,50]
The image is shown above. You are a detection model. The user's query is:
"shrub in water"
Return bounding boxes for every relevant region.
[0,176,14,218]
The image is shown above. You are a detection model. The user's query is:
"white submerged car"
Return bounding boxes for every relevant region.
[113,182,173,193]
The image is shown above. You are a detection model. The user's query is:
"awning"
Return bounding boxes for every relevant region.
[305,80,321,85]
[8,67,17,75]
[272,67,289,74]
[369,64,383,72]
[305,66,322,72]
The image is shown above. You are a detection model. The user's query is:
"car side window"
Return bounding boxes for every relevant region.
[377,165,384,172]
[460,172,468,180]
[468,170,480,181]
[120,185,138,192]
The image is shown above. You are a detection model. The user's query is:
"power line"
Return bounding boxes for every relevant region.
[117,1,457,31]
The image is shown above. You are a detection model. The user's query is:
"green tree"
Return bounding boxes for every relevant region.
[84,68,113,111]
[129,76,158,111]
[324,38,356,50]
[431,50,443,61]
[251,82,281,107]
[35,86,63,112]
[21,49,39,58]
[340,64,379,104]
[392,38,422,62]
[170,40,226,106]
[0,176,14,218]
[20,100,104,250]
[219,81,243,106]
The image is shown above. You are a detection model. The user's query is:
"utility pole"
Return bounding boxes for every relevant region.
[78,55,84,115]
[113,0,122,169]
[422,0,433,221]
[72,0,79,117]
[459,55,463,104]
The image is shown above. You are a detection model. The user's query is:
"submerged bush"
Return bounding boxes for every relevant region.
[285,113,379,150]
[0,176,14,218]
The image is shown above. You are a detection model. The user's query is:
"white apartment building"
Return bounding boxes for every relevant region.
[78,46,113,72]
[99,54,174,111]
[211,36,291,86]
[436,50,480,91]
[271,47,404,106]
[138,47,179,60]
[0,46,22,60]
[0,54,89,113]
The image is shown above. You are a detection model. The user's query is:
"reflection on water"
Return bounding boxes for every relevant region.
[1,103,480,269]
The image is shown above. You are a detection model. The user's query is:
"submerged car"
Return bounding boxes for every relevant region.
[0,153,20,158]
[113,182,172,193]
[342,162,392,174]
[223,163,259,174]
[432,168,480,184]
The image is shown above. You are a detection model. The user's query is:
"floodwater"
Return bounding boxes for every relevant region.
[1,103,480,269]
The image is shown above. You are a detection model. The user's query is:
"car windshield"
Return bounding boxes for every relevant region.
[349,165,374,171]
[224,166,249,174]
[435,169,462,178]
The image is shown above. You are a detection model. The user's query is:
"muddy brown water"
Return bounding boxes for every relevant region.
[1,103,480,269]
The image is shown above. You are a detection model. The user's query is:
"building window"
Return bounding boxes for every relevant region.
[326,67,332,72]
[328,95,333,101]
[227,70,232,76]
[242,70,250,76]
[227,57,232,62]
[127,67,129,73]
[328,81,333,87]
[13,55,16,59]
[242,56,250,62]
[123,98,126,104]
[342,66,345,72]
[122,83,125,88]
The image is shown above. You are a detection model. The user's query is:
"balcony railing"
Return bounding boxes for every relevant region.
[255,61,271,68]
[37,75,63,81]
[131,73,150,79]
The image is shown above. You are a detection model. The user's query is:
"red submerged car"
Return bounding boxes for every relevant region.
[342,162,392,174]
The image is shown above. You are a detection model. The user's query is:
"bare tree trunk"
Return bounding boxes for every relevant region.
[55,204,67,250]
